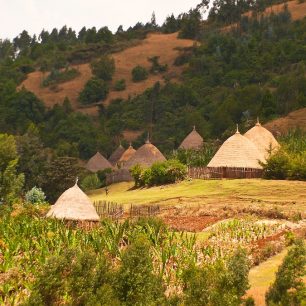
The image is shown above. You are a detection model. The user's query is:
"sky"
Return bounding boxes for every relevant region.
[0,0,201,40]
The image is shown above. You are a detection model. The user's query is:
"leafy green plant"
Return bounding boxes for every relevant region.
[25,187,46,205]
[131,65,148,82]
[113,78,126,91]
[91,56,115,81]
[80,174,101,191]
[79,77,109,105]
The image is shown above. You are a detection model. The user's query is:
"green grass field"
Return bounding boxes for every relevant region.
[88,179,306,216]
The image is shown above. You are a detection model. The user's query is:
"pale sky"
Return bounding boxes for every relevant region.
[0,0,201,40]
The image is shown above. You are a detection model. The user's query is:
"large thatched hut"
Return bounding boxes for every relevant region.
[207,127,265,177]
[244,119,280,159]
[124,139,166,169]
[46,183,99,221]
[179,126,203,150]
[108,144,125,166]
[119,144,136,165]
[86,152,113,173]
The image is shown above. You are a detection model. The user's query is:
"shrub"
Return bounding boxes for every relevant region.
[265,239,306,305]
[25,187,46,205]
[97,168,113,187]
[79,77,109,105]
[91,56,115,81]
[148,56,168,74]
[80,174,101,191]
[42,67,79,87]
[132,65,148,82]
[130,160,187,187]
[113,79,126,91]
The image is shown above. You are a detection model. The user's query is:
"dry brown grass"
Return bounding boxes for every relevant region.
[20,32,195,116]
[264,107,306,135]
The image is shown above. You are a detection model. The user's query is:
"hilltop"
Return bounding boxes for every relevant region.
[21,32,195,116]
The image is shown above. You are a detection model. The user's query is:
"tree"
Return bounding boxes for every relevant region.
[91,56,115,81]
[42,157,83,202]
[79,77,109,105]
[132,65,148,82]
[0,134,24,204]
[266,239,306,305]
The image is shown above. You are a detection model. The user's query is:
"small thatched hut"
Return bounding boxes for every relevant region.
[207,127,265,171]
[108,144,125,166]
[179,126,203,150]
[86,152,113,173]
[46,183,100,221]
[124,139,166,169]
[119,144,136,164]
[244,119,280,159]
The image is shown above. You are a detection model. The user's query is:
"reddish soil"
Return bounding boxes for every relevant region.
[20,32,195,116]
[162,215,220,232]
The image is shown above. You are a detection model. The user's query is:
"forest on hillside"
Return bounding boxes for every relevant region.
[1,0,306,193]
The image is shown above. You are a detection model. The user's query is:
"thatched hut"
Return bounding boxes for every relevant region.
[46,183,99,221]
[108,144,125,166]
[119,144,136,164]
[86,152,113,173]
[124,139,166,169]
[179,126,203,150]
[207,127,265,177]
[244,119,280,159]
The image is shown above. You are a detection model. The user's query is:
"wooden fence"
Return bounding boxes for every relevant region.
[188,167,263,179]
[106,169,133,185]
[94,201,124,220]
[129,204,160,218]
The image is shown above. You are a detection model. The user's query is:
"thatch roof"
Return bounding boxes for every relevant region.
[124,140,166,169]
[86,152,113,173]
[108,144,125,166]
[207,127,265,169]
[119,144,136,163]
[244,120,280,159]
[179,126,203,150]
[46,183,100,221]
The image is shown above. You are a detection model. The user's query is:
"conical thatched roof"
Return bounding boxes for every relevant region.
[46,183,100,221]
[244,120,280,159]
[108,144,125,165]
[86,152,113,173]
[124,140,166,169]
[207,128,265,169]
[179,126,203,150]
[119,144,136,163]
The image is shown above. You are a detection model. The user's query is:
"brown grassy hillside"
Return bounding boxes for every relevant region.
[264,107,306,135]
[21,32,195,116]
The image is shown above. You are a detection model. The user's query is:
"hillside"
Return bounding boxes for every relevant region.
[264,107,306,135]
[21,32,195,116]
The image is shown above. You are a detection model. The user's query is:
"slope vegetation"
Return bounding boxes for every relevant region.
[21,33,195,115]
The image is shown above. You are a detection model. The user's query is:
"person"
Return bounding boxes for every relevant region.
[105,185,109,196]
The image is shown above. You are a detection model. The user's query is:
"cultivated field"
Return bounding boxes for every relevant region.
[21,32,195,116]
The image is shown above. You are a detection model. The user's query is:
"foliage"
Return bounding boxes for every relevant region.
[266,239,306,305]
[182,248,250,306]
[0,134,24,204]
[91,56,115,81]
[148,56,168,74]
[262,130,306,181]
[113,78,126,91]
[25,187,46,205]
[97,168,113,187]
[131,160,187,187]
[79,77,109,105]
[80,173,102,191]
[131,65,148,82]
[42,157,83,202]
[42,67,79,87]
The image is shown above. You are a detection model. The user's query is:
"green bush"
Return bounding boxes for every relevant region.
[148,56,168,74]
[42,67,79,87]
[97,168,113,187]
[91,56,115,81]
[25,187,46,205]
[132,65,148,82]
[265,239,306,305]
[130,160,187,187]
[113,79,126,91]
[79,77,109,105]
[80,174,101,191]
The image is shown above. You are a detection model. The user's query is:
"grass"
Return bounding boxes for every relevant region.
[247,249,288,305]
[88,179,306,216]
